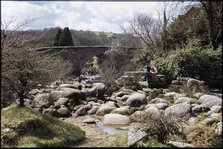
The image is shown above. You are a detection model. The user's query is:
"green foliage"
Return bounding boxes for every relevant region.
[135,137,170,147]
[53,28,62,46]
[1,105,85,147]
[152,46,222,87]
[59,27,74,46]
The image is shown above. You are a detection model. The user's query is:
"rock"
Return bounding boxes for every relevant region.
[113,106,133,115]
[29,89,40,95]
[193,92,205,98]
[57,105,71,117]
[155,103,169,110]
[188,117,197,126]
[148,98,170,105]
[16,98,32,107]
[97,100,104,104]
[83,117,96,124]
[73,105,84,112]
[187,78,205,89]
[201,118,216,126]
[75,106,87,116]
[164,92,185,100]
[33,93,54,108]
[192,105,210,114]
[130,111,147,122]
[199,95,222,108]
[92,82,106,98]
[165,103,191,117]
[103,113,131,125]
[128,128,148,146]
[59,83,82,89]
[175,97,197,104]
[42,107,59,117]
[216,122,222,135]
[54,98,69,108]
[88,101,101,107]
[209,113,220,121]
[87,106,100,115]
[96,101,118,116]
[167,141,194,148]
[145,106,160,116]
[126,92,146,107]
[121,95,130,101]
[50,88,83,100]
[210,105,222,113]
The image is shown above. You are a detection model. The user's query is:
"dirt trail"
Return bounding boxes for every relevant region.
[62,115,145,147]
[62,115,112,147]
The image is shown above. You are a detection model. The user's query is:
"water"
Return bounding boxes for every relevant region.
[96,121,127,135]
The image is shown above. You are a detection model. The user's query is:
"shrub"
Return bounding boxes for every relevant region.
[152,46,222,88]
[186,124,222,147]
[143,114,187,143]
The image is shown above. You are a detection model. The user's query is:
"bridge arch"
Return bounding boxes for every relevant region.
[36,46,141,76]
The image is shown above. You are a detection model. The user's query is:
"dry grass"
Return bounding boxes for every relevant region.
[186,124,222,147]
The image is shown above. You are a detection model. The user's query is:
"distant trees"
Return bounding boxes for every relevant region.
[1,19,72,107]
[54,28,62,46]
[59,27,74,46]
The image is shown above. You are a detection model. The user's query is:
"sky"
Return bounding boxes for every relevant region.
[1,1,190,33]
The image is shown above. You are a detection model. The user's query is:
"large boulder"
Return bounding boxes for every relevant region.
[211,106,222,113]
[54,98,69,108]
[96,101,118,116]
[199,95,222,108]
[33,93,54,108]
[103,113,131,125]
[126,92,146,107]
[50,88,83,100]
[82,83,105,98]
[57,105,71,117]
[165,103,191,117]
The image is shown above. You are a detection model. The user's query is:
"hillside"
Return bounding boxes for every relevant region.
[1,104,85,147]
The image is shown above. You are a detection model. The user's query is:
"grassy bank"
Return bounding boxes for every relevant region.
[1,104,85,147]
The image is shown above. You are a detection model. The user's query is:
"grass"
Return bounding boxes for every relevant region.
[99,133,128,147]
[135,137,171,147]
[1,104,85,147]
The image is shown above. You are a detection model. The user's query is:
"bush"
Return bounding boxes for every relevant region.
[143,114,187,143]
[186,124,222,147]
[152,46,222,88]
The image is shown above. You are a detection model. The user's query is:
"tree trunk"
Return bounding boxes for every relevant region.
[19,93,25,107]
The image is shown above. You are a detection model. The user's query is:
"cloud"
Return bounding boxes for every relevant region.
[1,1,188,33]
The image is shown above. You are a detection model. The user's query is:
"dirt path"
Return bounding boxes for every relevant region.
[62,115,146,147]
[62,115,112,147]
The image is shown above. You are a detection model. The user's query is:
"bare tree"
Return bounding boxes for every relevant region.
[1,18,72,107]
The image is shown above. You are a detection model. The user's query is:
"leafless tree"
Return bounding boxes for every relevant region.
[1,18,72,107]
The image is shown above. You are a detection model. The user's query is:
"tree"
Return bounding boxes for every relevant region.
[199,1,222,50]
[1,18,72,107]
[53,28,62,46]
[59,27,74,46]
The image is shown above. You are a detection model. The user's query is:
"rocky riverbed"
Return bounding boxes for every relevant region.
[20,76,222,147]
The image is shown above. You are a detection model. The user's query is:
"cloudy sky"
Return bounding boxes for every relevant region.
[1,1,189,33]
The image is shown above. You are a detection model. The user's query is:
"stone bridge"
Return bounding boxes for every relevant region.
[36,46,141,75]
